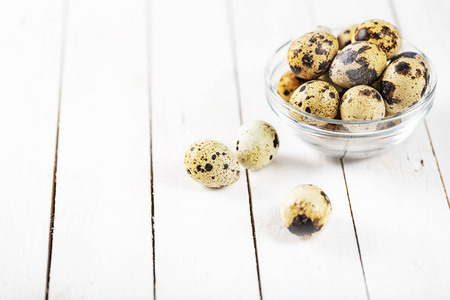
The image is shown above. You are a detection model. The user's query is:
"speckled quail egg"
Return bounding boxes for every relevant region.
[318,72,346,98]
[337,24,358,49]
[381,57,428,114]
[352,19,402,59]
[234,120,279,170]
[184,140,240,188]
[281,184,332,238]
[329,41,387,88]
[277,70,306,101]
[340,85,385,132]
[391,52,429,75]
[289,80,340,126]
[288,32,339,80]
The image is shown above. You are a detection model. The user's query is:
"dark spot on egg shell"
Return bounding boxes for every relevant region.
[269,155,273,160]
[302,53,314,67]
[288,214,322,237]
[191,147,195,151]
[290,65,302,75]
[293,48,303,57]
[321,191,331,204]
[236,146,239,151]
[345,66,378,86]
[298,102,302,107]
[283,90,290,96]
[355,27,370,41]
[318,60,329,71]
[344,30,350,34]
[415,69,422,77]
[236,170,240,176]
[374,92,382,102]
[318,34,324,39]
[186,169,191,175]
[305,107,311,113]
[299,85,306,92]
[237,140,239,145]
[315,42,327,55]
[212,154,216,160]
[306,95,314,100]
[211,176,215,180]
[395,62,412,75]
[273,134,279,148]
[380,80,397,103]
[309,36,318,43]
[205,164,213,171]
[329,92,335,98]
[224,164,229,169]
[222,152,226,155]
[359,89,371,96]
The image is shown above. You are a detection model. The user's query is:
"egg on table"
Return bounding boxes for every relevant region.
[352,19,402,59]
[184,140,240,188]
[289,80,340,126]
[234,120,279,170]
[329,41,387,88]
[337,24,358,49]
[340,85,385,132]
[281,184,332,238]
[381,57,428,114]
[288,31,339,80]
[277,70,306,101]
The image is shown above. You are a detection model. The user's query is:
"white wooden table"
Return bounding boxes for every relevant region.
[1,0,449,299]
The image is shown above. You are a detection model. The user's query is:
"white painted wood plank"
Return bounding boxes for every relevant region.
[232,0,368,298]
[311,1,450,298]
[0,0,62,298]
[48,0,154,298]
[151,0,260,299]
[391,0,450,206]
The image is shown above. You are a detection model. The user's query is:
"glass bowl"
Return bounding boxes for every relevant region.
[265,39,437,158]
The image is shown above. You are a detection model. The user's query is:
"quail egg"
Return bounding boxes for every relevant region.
[277,70,306,101]
[381,57,428,114]
[289,80,340,126]
[337,24,358,49]
[234,120,279,170]
[391,51,429,75]
[281,184,332,238]
[288,32,339,80]
[352,19,402,59]
[184,140,240,188]
[329,41,387,88]
[318,72,346,98]
[340,85,385,132]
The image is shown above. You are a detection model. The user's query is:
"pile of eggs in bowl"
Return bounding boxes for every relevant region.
[277,19,429,133]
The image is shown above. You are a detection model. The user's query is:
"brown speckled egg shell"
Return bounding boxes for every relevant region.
[391,52,429,75]
[184,140,240,188]
[234,120,279,170]
[289,80,340,126]
[352,19,402,59]
[337,24,358,49]
[288,32,339,80]
[277,70,306,101]
[381,57,428,114]
[329,41,387,89]
[340,86,385,132]
[280,184,332,238]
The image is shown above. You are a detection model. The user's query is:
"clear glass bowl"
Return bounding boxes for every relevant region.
[265,39,437,158]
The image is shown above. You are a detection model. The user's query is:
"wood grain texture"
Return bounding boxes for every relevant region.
[150,0,260,299]
[390,0,450,207]
[310,0,450,298]
[231,0,368,298]
[0,0,63,298]
[47,0,154,298]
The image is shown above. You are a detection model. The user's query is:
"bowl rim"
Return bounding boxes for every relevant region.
[265,38,437,129]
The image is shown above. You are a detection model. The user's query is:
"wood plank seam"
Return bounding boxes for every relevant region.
[424,121,450,209]
[387,0,449,210]
[340,159,370,300]
[310,2,371,297]
[45,0,69,298]
[145,0,157,298]
[226,1,263,299]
